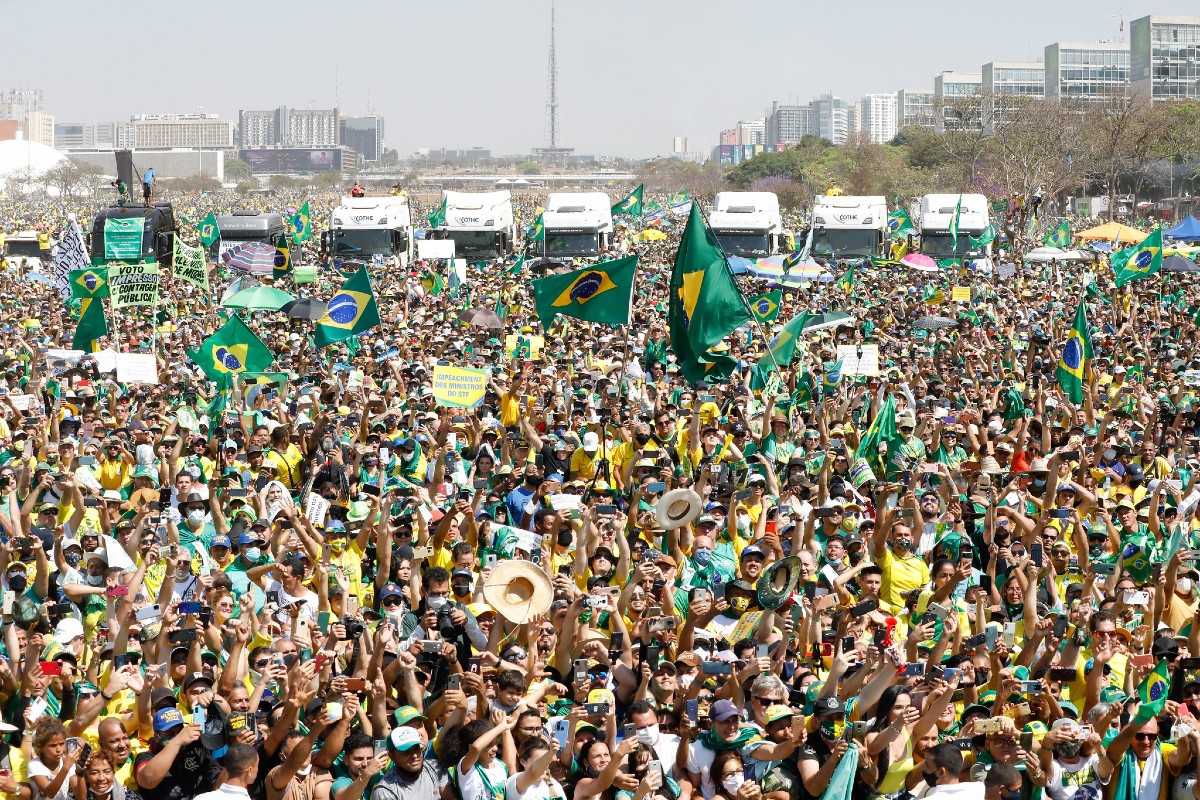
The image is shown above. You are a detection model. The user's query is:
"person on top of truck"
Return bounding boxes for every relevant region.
[143,168,155,203]
[826,180,844,197]
[351,181,365,198]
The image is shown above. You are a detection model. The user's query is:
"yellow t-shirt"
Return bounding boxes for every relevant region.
[99,458,132,491]
[331,542,366,603]
[265,445,304,490]
[570,449,600,480]
[878,548,930,613]
[0,746,27,800]
[500,391,522,429]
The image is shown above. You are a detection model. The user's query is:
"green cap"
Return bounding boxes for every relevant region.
[393,706,426,727]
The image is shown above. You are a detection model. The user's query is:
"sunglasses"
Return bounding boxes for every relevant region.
[1135,732,1159,742]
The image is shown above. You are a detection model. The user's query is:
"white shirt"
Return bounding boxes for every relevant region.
[504,774,565,800]
[686,741,719,800]
[193,784,252,800]
[924,783,986,800]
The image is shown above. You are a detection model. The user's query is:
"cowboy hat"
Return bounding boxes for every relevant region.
[655,489,702,530]
[758,556,803,611]
[482,561,553,624]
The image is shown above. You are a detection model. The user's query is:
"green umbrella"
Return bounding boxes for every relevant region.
[799,311,854,334]
[222,285,296,311]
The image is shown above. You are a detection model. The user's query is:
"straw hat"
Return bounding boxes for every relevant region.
[655,489,702,530]
[482,561,552,624]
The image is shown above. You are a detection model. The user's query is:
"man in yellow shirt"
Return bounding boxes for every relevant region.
[264,426,304,490]
[872,505,929,613]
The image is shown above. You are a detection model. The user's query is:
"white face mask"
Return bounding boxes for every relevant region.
[427,596,448,611]
[187,509,206,526]
[86,573,104,586]
[678,674,694,689]
[1178,577,1194,595]
[636,724,659,745]
[722,776,745,794]
[243,547,261,563]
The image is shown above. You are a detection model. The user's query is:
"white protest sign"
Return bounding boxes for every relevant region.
[8,394,37,411]
[997,262,1017,279]
[304,493,329,527]
[417,240,455,260]
[115,353,158,384]
[92,348,119,373]
[548,493,582,512]
[836,344,880,376]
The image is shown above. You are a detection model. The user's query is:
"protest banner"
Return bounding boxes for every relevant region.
[114,353,158,384]
[836,344,880,376]
[432,364,487,408]
[417,240,455,260]
[952,286,972,302]
[109,263,160,309]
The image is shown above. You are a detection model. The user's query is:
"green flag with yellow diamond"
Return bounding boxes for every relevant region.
[748,290,781,324]
[1112,228,1163,288]
[530,255,637,326]
[69,268,109,299]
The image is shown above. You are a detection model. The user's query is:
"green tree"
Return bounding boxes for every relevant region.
[225,159,254,182]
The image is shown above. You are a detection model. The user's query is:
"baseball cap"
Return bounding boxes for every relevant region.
[388,726,422,752]
[153,707,186,734]
[379,582,404,600]
[183,672,213,691]
[813,696,846,717]
[710,699,740,722]
[393,706,426,727]
[764,704,794,725]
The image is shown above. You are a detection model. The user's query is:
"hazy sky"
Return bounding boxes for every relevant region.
[5,1,1197,158]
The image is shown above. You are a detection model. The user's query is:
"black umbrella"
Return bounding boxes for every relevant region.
[1163,254,1200,273]
[281,297,328,321]
[529,258,570,274]
[913,315,958,331]
[460,308,503,330]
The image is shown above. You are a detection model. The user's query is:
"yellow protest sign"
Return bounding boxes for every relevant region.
[952,286,972,302]
[432,365,488,408]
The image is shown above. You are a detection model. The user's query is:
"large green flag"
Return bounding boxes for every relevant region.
[611,184,644,217]
[887,207,916,238]
[1044,220,1071,248]
[186,315,274,390]
[72,298,108,352]
[527,210,545,242]
[948,195,962,250]
[103,217,143,261]
[314,266,381,348]
[289,201,312,242]
[530,255,637,325]
[1133,658,1170,725]
[668,205,752,384]
[748,290,781,324]
[1112,227,1164,288]
[273,234,291,281]
[757,311,809,376]
[69,267,109,299]
[427,198,446,229]
[855,394,904,476]
[198,212,220,248]
[1055,297,1093,404]
[968,224,996,249]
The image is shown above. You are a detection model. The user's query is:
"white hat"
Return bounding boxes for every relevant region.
[54,617,84,644]
[481,561,553,624]
[655,488,703,530]
[582,432,599,453]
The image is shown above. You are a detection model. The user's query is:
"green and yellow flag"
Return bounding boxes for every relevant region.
[1055,296,1093,404]
[611,184,644,217]
[1133,658,1170,724]
[427,197,446,229]
[290,202,312,242]
[314,266,381,348]
[530,255,637,325]
[1112,227,1163,288]
[838,262,857,294]
[72,298,107,352]
[69,267,109,299]
[948,195,962,250]
[198,212,220,248]
[186,315,274,390]
[273,234,291,280]
[887,207,916,238]
[668,205,752,384]
[758,311,809,377]
[748,290,781,324]
[969,224,996,249]
[527,210,545,242]
[1044,220,1071,248]
[855,394,904,477]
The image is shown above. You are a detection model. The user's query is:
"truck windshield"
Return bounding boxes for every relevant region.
[445,230,500,258]
[221,230,277,242]
[919,233,976,258]
[714,233,770,258]
[812,229,879,259]
[332,229,393,256]
[6,241,42,257]
[546,232,599,257]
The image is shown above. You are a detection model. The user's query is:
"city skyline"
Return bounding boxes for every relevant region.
[3,0,1199,158]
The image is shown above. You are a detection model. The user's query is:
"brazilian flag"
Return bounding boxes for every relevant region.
[1133,658,1170,724]
[72,298,108,352]
[70,267,109,299]
[1055,297,1093,404]
[290,202,312,242]
[186,316,274,390]
[887,207,916,238]
[611,184,644,217]
[314,266,381,349]
[527,210,545,242]
[427,197,446,229]
[530,255,637,326]
[748,290,781,324]
[198,212,220,248]
[1112,228,1163,288]
[273,234,291,280]
[1044,220,1071,248]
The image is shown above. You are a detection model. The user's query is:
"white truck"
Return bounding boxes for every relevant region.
[709,192,787,258]
[811,195,888,260]
[530,192,614,259]
[918,193,991,259]
[430,190,515,260]
[3,231,46,267]
[325,195,414,268]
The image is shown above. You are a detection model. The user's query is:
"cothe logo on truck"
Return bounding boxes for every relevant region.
[351,215,375,223]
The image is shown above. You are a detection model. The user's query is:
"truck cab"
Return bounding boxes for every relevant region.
[811,196,888,260]
[4,231,45,266]
[429,190,515,261]
[212,210,286,261]
[709,192,786,257]
[527,192,614,259]
[89,203,177,265]
[324,195,414,268]
[918,194,990,259]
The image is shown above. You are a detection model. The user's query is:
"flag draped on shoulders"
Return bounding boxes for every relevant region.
[530,255,637,325]
[668,205,752,384]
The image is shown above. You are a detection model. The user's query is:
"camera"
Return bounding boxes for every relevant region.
[343,618,365,639]
[437,608,457,639]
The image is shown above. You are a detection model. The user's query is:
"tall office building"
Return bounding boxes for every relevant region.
[94,122,135,149]
[736,118,766,146]
[859,94,898,143]
[765,101,815,147]
[934,71,983,132]
[341,116,385,162]
[981,61,1045,132]
[1044,42,1130,104]
[22,111,55,147]
[54,123,94,150]
[238,106,340,148]
[896,89,936,129]
[131,114,234,149]
[1130,15,1200,102]
[812,94,852,144]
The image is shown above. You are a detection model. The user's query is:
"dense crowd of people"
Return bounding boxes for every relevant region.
[0,182,1197,800]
